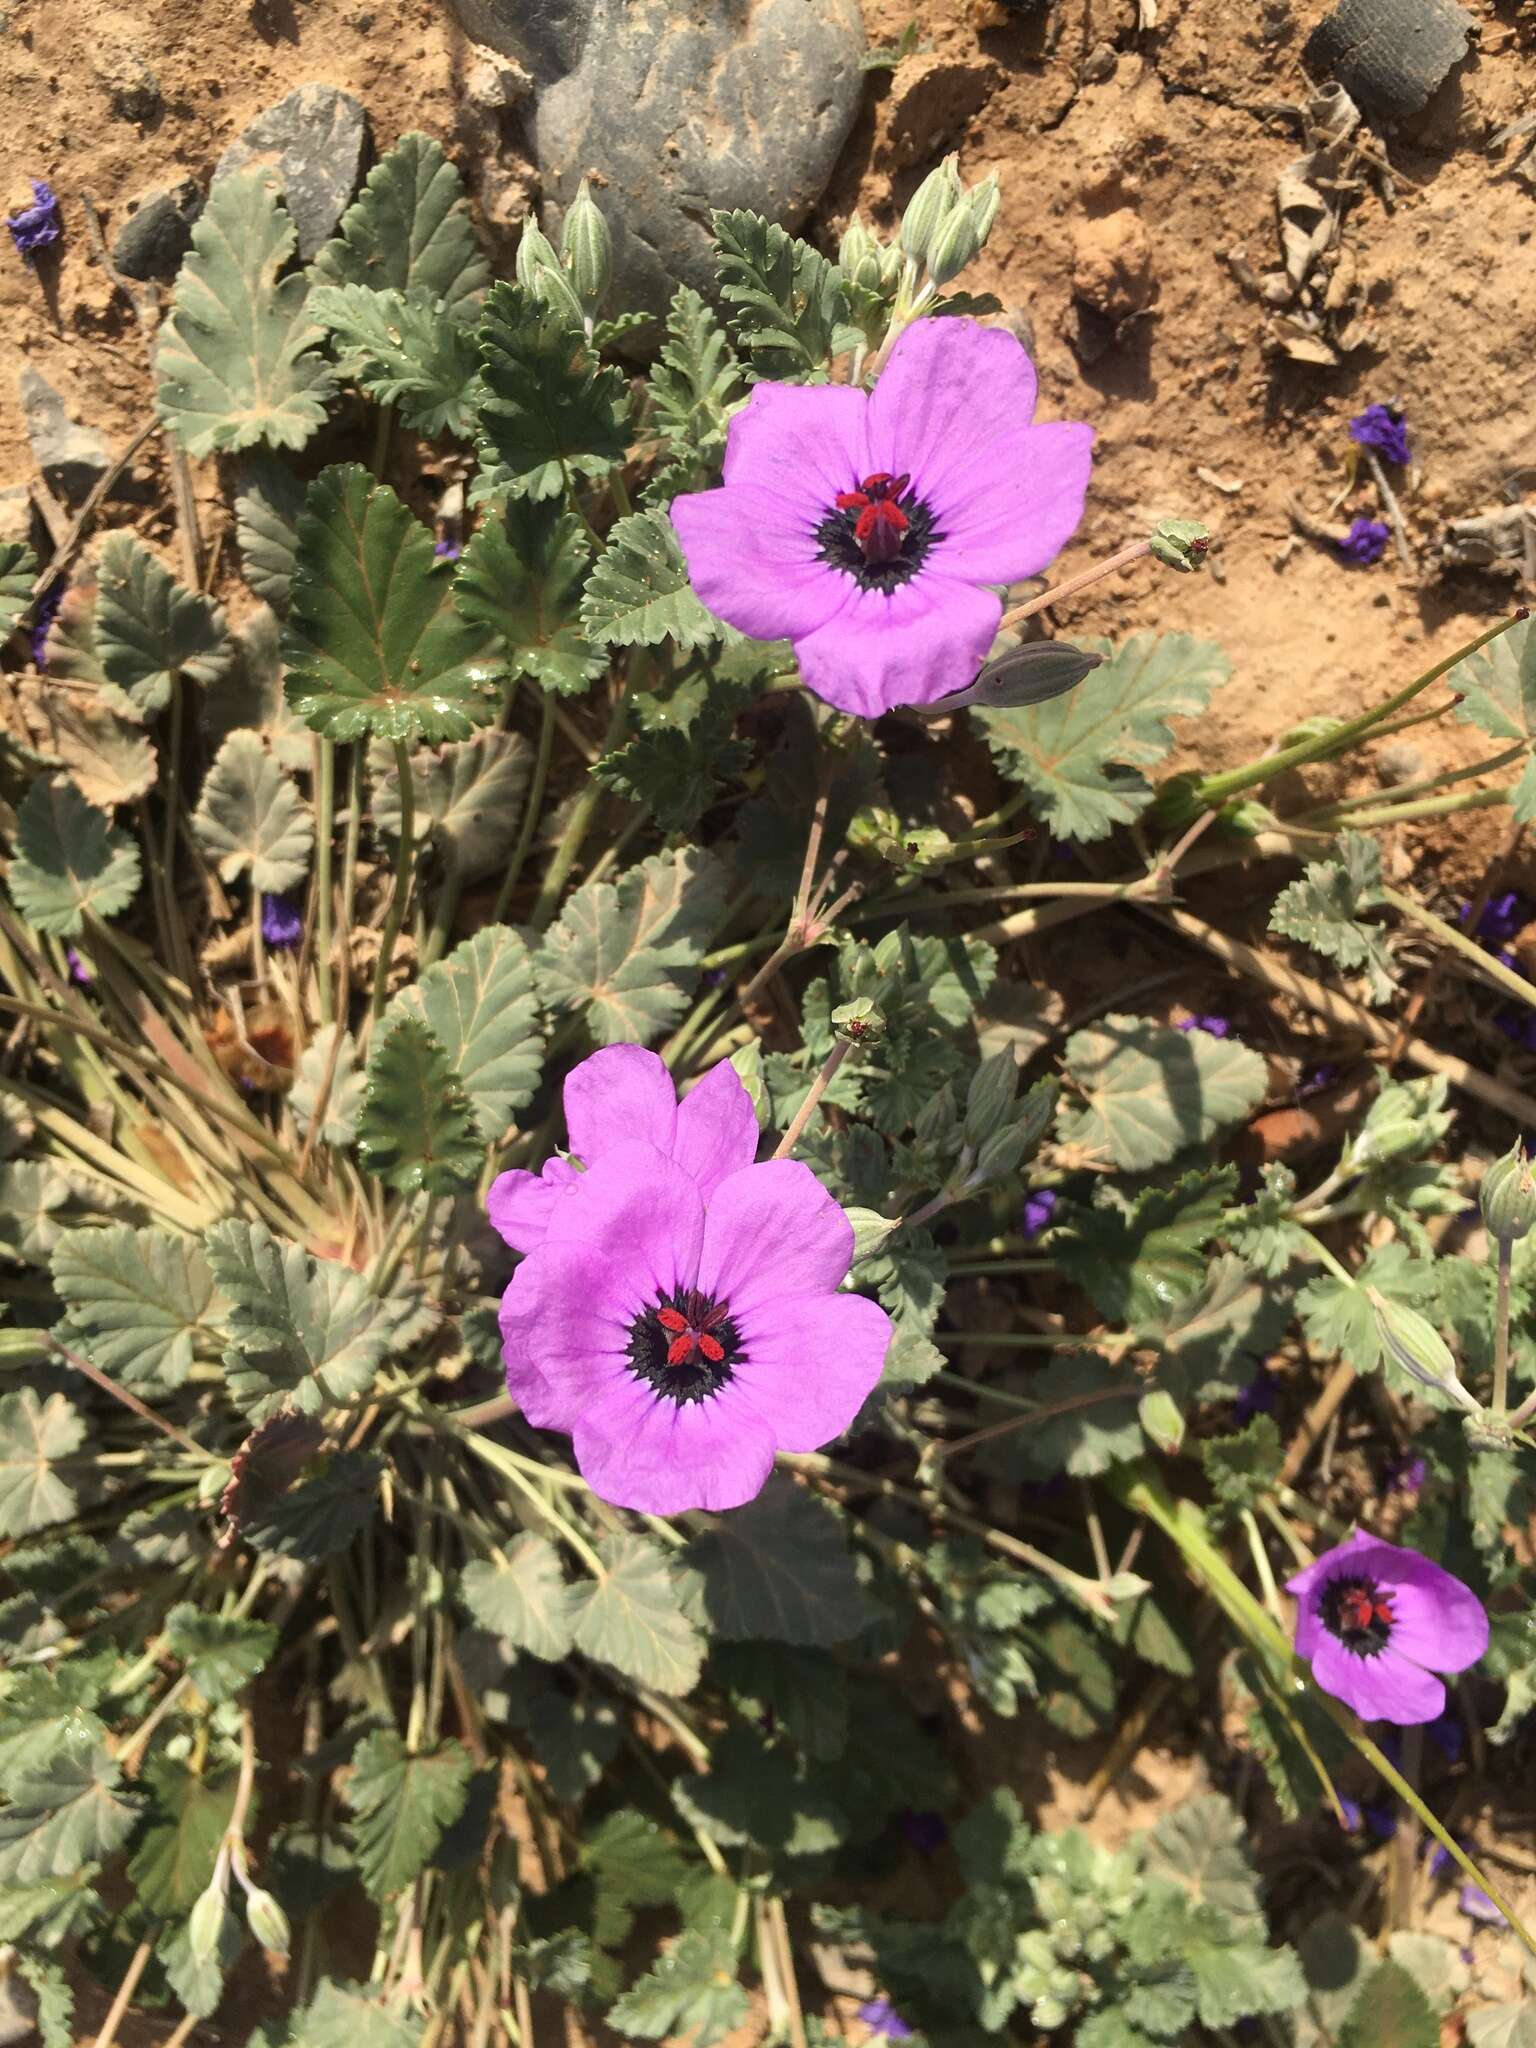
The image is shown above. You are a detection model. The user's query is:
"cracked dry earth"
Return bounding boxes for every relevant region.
[0,0,1534,855]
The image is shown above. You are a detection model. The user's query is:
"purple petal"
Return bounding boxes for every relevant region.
[1373,1555,1488,1673]
[1458,1880,1505,1925]
[542,1141,707,1300]
[719,377,868,511]
[695,1159,853,1319]
[671,483,849,642]
[866,318,1038,503]
[486,1157,583,1254]
[563,1046,677,1167]
[672,1058,761,1201]
[926,420,1096,587]
[1310,1634,1445,1723]
[794,570,1002,717]
[729,1288,891,1451]
[573,1382,777,1513]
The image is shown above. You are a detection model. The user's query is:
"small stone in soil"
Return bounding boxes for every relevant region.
[112,179,203,283]
[439,0,865,325]
[94,39,161,123]
[214,84,369,261]
[18,369,112,507]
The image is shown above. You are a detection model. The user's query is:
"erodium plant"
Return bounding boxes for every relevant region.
[1,128,1535,2048]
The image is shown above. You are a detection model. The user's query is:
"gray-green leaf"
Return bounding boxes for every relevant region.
[475,282,630,500]
[344,1730,474,1900]
[165,1604,278,1704]
[357,1017,483,1194]
[372,730,529,879]
[686,1476,875,1646]
[1057,1014,1267,1172]
[192,729,314,892]
[569,1534,704,1695]
[536,847,726,1046]
[391,925,544,1143]
[453,498,605,696]
[0,1390,84,1539]
[582,508,722,654]
[314,131,490,318]
[310,282,481,438]
[51,1223,218,1389]
[291,1026,365,1147]
[94,533,233,719]
[1446,616,1536,821]
[979,632,1231,842]
[284,464,502,743]
[0,542,37,630]
[9,777,141,936]
[1270,831,1395,1004]
[713,209,848,378]
[234,457,306,614]
[460,1536,577,1662]
[0,1745,139,1884]
[155,169,335,459]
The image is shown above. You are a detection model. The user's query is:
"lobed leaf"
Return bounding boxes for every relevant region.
[291,1025,365,1147]
[310,282,481,438]
[345,1731,474,1900]
[234,456,307,614]
[9,776,142,937]
[284,463,503,743]
[165,1604,278,1704]
[314,131,490,318]
[476,282,631,500]
[357,1017,483,1195]
[686,1477,875,1646]
[155,169,335,459]
[712,208,848,379]
[607,1931,749,2048]
[1270,831,1395,1004]
[94,532,233,719]
[51,1223,219,1389]
[0,1390,84,1539]
[392,926,544,1142]
[569,1534,705,1695]
[1445,616,1536,821]
[127,1759,238,1915]
[536,846,726,1046]
[372,729,530,879]
[461,1536,578,1663]
[17,676,157,810]
[193,728,314,892]
[1057,1014,1267,1173]
[583,508,723,653]
[453,496,605,696]
[0,1745,139,1883]
[0,541,36,630]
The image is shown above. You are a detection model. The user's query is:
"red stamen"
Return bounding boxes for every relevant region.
[835,489,870,510]
[698,1333,725,1364]
[656,1307,689,1334]
[666,1334,695,1367]
[854,497,909,563]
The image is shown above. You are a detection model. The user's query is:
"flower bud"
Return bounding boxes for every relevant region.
[965,172,1001,246]
[924,201,982,287]
[1139,1390,1185,1454]
[516,221,584,328]
[561,180,612,318]
[1345,1114,1424,1173]
[189,1877,226,1964]
[0,1326,51,1364]
[1481,1140,1536,1244]
[1367,1288,1481,1415]
[964,1048,1019,1147]
[839,210,878,277]
[1148,517,1212,572]
[899,154,963,266]
[844,1206,898,1262]
[244,1884,291,1957]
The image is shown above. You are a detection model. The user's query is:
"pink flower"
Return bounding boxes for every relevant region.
[487,1045,759,1254]
[669,320,1094,719]
[497,1139,892,1513]
[1287,1530,1487,1725]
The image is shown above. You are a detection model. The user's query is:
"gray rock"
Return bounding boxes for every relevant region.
[113,178,203,283]
[442,0,865,323]
[0,485,34,547]
[0,1964,37,2048]
[214,84,369,261]
[18,369,111,507]
[1305,0,1475,123]
[95,39,161,123]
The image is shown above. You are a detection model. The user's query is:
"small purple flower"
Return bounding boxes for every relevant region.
[1177,1014,1231,1037]
[495,1046,892,1513]
[1350,403,1411,468]
[1021,1186,1057,1241]
[1363,1803,1398,1841]
[30,578,64,671]
[1459,1880,1505,1926]
[433,537,461,561]
[670,319,1095,718]
[1384,1455,1426,1497]
[1234,1367,1277,1425]
[858,2001,915,2042]
[1286,1530,1488,1724]
[260,895,303,950]
[7,179,61,261]
[897,1809,948,1854]
[1461,891,1530,949]
[65,947,92,987]
[1428,1840,1456,1880]
[1335,1797,1363,1831]
[1338,518,1390,567]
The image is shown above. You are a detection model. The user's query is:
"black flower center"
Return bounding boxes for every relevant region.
[1317,1572,1397,1658]
[627,1287,742,1405]
[815,470,942,594]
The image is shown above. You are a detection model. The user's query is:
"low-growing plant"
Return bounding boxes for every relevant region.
[0,129,1534,2048]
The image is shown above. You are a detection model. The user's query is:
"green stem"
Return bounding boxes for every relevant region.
[1193,614,1523,808]
[528,688,629,932]
[1494,1234,1513,1418]
[1380,884,1536,1014]
[421,868,464,971]
[1326,785,1513,831]
[1302,743,1526,823]
[161,669,189,981]
[369,741,416,1025]
[315,738,336,1025]
[339,743,366,984]
[1298,1230,1354,1288]
[491,690,556,927]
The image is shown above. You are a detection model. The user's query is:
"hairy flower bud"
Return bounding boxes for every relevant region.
[1148,517,1212,572]
[924,200,982,287]
[1368,1289,1481,1415]
[244,1885,291,1957]
[1139,1389,1185,1455]
[1481,1140,1536,1244]
[899,154,963,266]
[516,220,584,327]
[840,210,878,277]
[966,172,1001,246]
[561,179,612,318]
[189,1877,226,1964]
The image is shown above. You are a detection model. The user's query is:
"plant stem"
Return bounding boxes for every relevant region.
[528,687,629,931]
[996,538,1152,635]
[771,1039,853,1160]
[315,737,336,1024]
[91,1938,154,2048]
[160,668,190,983]
[369,740,416,1025]
[1193,613,1523,809]
[491,689,556,927]
[1494,1233,1514,1417]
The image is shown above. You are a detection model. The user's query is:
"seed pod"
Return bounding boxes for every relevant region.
[899,154,963,266]
[917,640,1102,717]
[244,1885,291,1958]
[1481,1140,1536,1244]
[1148,517,1212,572]
[1368,1288,1481,1416]
[1139,1389,1185,1455]
[561,179,612,318]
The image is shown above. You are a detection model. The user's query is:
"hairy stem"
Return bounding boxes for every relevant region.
[369,740,416,1026]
